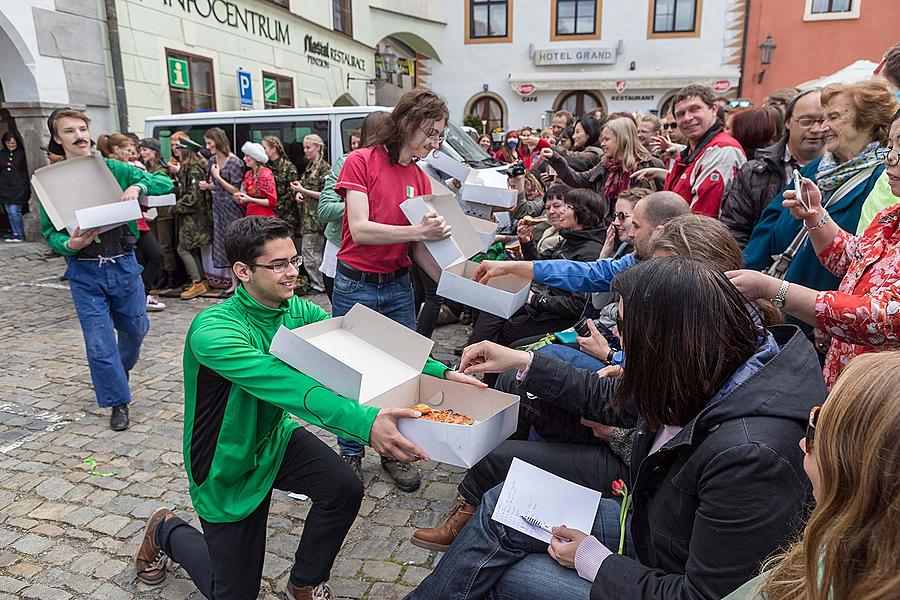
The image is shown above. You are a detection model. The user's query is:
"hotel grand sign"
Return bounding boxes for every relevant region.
[533,46,617,66]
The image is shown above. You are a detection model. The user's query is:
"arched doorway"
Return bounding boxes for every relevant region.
[555,91,603,118]
[466,93,505,133]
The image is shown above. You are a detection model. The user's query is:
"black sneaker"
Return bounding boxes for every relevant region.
[381,457,421,492]
[110,405,130,431]
[341,453,363,483]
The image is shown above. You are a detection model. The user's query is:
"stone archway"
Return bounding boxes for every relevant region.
[0,12,40,104]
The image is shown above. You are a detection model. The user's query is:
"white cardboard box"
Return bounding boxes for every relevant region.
[74,200,142,231]
[424,150,518,209]
[269,304,519,468]
[31,154,133,235]
[142,193,176,207]
[401,194,530,319]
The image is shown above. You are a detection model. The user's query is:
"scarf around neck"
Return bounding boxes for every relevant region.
[679,121,725,166]
[816,141,887,192]
[603,158,632,201]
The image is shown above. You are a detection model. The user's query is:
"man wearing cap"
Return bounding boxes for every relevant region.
[38,108,173,430]
[139,137,178,294]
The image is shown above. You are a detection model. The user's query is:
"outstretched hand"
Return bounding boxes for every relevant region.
[369,407,429,463]
[458,341,531,376]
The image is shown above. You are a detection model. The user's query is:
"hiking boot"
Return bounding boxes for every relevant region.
[110,404,129,431]
[134,507,175,585]
[146,295,166,312]
[285,580,333,600]
[341,453,363,483]
[411,499,476,552]
[381,456,421,492]
[180,280,208,300]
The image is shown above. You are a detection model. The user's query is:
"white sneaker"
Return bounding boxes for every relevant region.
[146,295,167,312]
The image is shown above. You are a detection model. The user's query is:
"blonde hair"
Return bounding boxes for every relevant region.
[604,118,651,171]
[303,133,325,162]
[261,135,285,159]
[760,351,900,600]
[820,80,898,144]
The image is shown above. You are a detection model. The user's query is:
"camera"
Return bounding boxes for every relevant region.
[573,317,613,338]
[503,162,526,178]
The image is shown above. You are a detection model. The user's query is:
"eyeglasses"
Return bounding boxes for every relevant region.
[663,123,679,130]
[728,99,752,109]
[794,117,826,128]
[804,405,821,453]
[614,311,624,336]
[887,147,900,167]
[249,255,303,274]
[418,124,446,144]
[614,211,632,221]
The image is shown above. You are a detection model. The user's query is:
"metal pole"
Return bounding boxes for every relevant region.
[104,0,130,132]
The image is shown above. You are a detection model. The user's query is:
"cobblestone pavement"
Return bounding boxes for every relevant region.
[0,244,472,599]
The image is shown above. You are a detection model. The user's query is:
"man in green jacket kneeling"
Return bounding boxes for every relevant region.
[134,216,464,600]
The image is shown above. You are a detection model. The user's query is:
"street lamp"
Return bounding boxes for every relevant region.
[381,46,399,75]
[757,35,776,84]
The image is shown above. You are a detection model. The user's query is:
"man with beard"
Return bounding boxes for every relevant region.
[38,108,173,430]
[472,191,689,294]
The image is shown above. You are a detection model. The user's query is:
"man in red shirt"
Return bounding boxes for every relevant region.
[664,85,746,218]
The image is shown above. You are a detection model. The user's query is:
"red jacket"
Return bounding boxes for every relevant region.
[243,167,277,217]
[664,127,745,218]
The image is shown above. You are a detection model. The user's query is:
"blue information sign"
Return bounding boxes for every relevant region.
[237,70,253,108]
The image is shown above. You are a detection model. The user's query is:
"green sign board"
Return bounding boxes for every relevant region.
[168,57,190,90]
[263,77,278,104]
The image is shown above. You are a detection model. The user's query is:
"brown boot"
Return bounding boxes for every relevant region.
[285,580,334,599]
[134,507,176,585]
[411,500,476,552]
[180,280,208,300]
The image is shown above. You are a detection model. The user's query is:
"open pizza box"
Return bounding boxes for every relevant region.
[269,303,519,468]
[424,150,518,209]
[31,154,140,235]
[401,194,530,319]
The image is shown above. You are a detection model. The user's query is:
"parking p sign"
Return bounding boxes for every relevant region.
[237,70,253,108]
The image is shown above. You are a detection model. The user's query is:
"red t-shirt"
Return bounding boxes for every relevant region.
[335,146,432,273]
[242,167,277,218]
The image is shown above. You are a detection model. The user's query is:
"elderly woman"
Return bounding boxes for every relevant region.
[234,141,276,218]
[290,133,331,293]
[729,107,900,388]
[543,117,663,223]
[744,81,896,295]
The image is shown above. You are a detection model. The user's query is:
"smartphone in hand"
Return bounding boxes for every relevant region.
[792,169,811,211]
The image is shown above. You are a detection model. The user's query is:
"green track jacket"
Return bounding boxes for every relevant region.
[183,285,449,522]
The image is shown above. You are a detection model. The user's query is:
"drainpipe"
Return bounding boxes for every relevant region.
[104,0,130,132]
[737,0,751,98]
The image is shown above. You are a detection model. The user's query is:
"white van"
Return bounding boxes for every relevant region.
[144,106,498,174]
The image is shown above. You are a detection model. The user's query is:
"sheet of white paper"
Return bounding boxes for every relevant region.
[491,458,602,543]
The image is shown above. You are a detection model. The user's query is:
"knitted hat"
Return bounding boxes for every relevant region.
[241,141,268,164]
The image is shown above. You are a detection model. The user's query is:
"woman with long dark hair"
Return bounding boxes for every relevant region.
[0,131,28,242]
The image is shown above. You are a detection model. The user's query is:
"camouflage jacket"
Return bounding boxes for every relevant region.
[299,158,330,234]
[270,156,300,234]
[174,160,213,250]
[147,162,175,221]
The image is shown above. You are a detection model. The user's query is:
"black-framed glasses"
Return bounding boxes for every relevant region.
[887,147,900,167]
[418,124,446,144]
[249,255,302,274]
[805,405,821,452]
[795,117,826,128]
[663,122,678,130]
[614,211,632,221]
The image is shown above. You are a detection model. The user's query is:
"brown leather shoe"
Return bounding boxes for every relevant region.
[411,500,476,552]
[134,507,175,585]
[285,579,334,599]
[180,280,208,300]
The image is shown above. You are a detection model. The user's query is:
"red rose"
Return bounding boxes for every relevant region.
[612,479,625,497]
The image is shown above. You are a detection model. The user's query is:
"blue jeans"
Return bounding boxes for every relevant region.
[331,269,416,456]
[405,484,635,599]
[66,252,149,408]
[4,203,24,238]
[535,344,607,373]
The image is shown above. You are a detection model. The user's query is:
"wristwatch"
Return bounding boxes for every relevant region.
[771,280,790,308]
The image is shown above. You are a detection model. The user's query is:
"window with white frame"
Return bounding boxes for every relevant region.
[804,0,860,20]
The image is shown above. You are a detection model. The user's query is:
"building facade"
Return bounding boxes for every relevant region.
[429,0,747,132]
[741,0,900,102]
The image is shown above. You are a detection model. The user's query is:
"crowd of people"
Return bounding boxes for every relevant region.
[29,42,900,600]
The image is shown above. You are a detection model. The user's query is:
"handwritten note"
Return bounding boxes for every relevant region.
[491,458,602,543]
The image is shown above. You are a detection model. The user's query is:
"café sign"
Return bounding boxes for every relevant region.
[533,46,616,67]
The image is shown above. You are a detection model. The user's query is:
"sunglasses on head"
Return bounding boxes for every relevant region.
[805,405,821,452]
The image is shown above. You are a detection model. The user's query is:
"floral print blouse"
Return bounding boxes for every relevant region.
[815,203,900,387]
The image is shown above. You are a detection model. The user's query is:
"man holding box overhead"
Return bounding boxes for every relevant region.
[38,108,173,431]
[134,216,468,600]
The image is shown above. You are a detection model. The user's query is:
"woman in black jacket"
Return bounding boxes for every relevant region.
[406,257,824,600]
[0,132,29,242]
[467,189,607,353]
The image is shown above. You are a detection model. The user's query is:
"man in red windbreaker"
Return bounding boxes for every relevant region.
[664,85,746,218]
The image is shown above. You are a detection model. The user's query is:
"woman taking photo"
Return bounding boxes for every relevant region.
[291,134,331,293]
[169,132,213,300]
[725,351,900,600]
[199,127,244,295]
[0,132,28,243]
[407,257,824,600]
[234,141,276,218]
[729,107,900,387]
[543,118,663,223]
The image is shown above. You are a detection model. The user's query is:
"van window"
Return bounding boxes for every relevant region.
[235,120,329,172]
[150,123,235,162]
[442,121,497,168]
[339,117,364,153]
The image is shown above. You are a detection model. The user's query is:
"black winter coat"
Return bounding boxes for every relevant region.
[0,147,29,205]
[520,325,824,600]
[720,138,798,248]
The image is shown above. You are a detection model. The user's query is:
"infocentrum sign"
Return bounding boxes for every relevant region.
[160,0,291,45]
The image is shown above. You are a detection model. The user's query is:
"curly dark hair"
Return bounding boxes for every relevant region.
[564,188,606,230]
[368,88,449,163]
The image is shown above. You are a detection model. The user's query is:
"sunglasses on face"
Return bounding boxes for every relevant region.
[663,123,678,130]
[614,211,632,221]
[886,147,900,167]
[805,405,821,452]
[728,99,752,109]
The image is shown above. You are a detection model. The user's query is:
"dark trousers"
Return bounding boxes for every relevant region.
[412,264,443,339]
[135,230,165,291]
[157,428,363,599]
[323,275,334,302]
[149,214,177,273]
[457,439,627,508]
